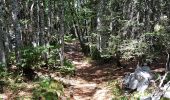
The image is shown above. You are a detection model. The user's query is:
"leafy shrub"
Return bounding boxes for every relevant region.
[90,45,101,60]
[8,52,16,65]
[0,63,8,79]
[119,37,148,60]
[33,77,64,99]
[58,59,75,76]
[64,34,76,42]
[108,80,122,96]
[20,46,44,68]
[109,80,131,100]
[109,79,149,100]
[9,45,60,69]
[47,45,61,67]
[108,35,122,55]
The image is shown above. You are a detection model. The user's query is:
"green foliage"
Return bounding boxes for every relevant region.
[64,34,76,43]
[108,80,122,96]
[108,35,121,54]
[88,33,100,57]
[165,73,170,81]
[120,38,148,60]
[112,96,129,100]
[107,34,150,61]
[19,46,45,68]
[143,22,170,55]
[9,45,60,69]
[161,97,170,100]
[8,52,16,65]
[0,63,8,79]
[33,77,63,100]
[0,68,7,79]
[47,45,61,67]
[90,45,101,60]
[109,79,152,100]
[109,80,130,100]
[9,82,26,93]
[7,43,75,76]
[58,59,75,75]
[0,62,5,67]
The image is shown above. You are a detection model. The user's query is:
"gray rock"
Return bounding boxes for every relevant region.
[123,65,153,92]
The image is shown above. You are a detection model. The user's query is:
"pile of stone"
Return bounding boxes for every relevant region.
[123,63,170,100]
[123,63,153,93]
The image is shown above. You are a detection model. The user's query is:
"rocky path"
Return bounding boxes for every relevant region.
[63,42,113,100]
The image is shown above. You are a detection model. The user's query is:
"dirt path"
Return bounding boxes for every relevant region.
[63,41,164,100]
[64,42,113,100]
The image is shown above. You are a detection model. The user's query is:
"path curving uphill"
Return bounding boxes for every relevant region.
[63,41,113,100]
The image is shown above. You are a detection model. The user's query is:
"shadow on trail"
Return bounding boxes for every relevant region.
[63,41,167,100]
[75,61,165,84]
[75,61,136,83]
[64,42,84,62]
[65,41,166,84]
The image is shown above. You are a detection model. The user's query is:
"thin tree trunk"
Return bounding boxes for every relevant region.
[96,0,102,52]
[59,1,65,66]
[0,33,6,66]
[30,1,36,47]
[0,1,6,66]
[36,0,40,46]
[11,0,22,64]
[39,0,45,46]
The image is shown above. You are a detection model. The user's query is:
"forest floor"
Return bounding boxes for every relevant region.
[1,41,166,100]
[63,41,166,100]
[63,41,115,100]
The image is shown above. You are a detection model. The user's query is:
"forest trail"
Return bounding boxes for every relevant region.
[63,41,114,100]
[62,41,166,100]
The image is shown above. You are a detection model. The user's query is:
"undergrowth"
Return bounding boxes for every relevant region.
[108,79,152,100]
[33,77,64,100]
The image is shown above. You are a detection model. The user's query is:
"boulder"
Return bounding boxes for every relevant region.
[123,65,153,93]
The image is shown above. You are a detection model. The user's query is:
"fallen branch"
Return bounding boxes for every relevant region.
[159,72,169,87]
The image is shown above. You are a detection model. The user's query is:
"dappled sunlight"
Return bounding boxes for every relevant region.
[75,62,131,83]
[93,89,112,100]
[1,0,170,99]
[18,91,32,98]
[0,94,8,100]
[62,41,168,100]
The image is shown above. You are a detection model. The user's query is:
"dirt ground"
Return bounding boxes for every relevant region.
[1,41,166,100]
[64,41,166,100]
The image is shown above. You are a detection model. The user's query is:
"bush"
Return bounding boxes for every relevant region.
[8,45,60,69]
[64,34,76,42]
[0,63,8,79]
[33,77,64,99]
[90,45,101,60]
[57,59,75,76]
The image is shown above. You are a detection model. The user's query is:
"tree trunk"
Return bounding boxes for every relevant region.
[166,51,170,71]
[0,35,6,66]
[96,0,102,52]
[59,1,65,66]
[11,0,22,64]
[39,0,45,46]
[0,1,6,65]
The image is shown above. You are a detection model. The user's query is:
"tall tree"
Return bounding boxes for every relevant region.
[0,0,6,66]
[59,0,65,66]
[11,0,22,64]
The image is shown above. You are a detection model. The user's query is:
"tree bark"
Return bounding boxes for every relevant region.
[59,1,65,66]
[11,0,22,64]
[0,1,6,65]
